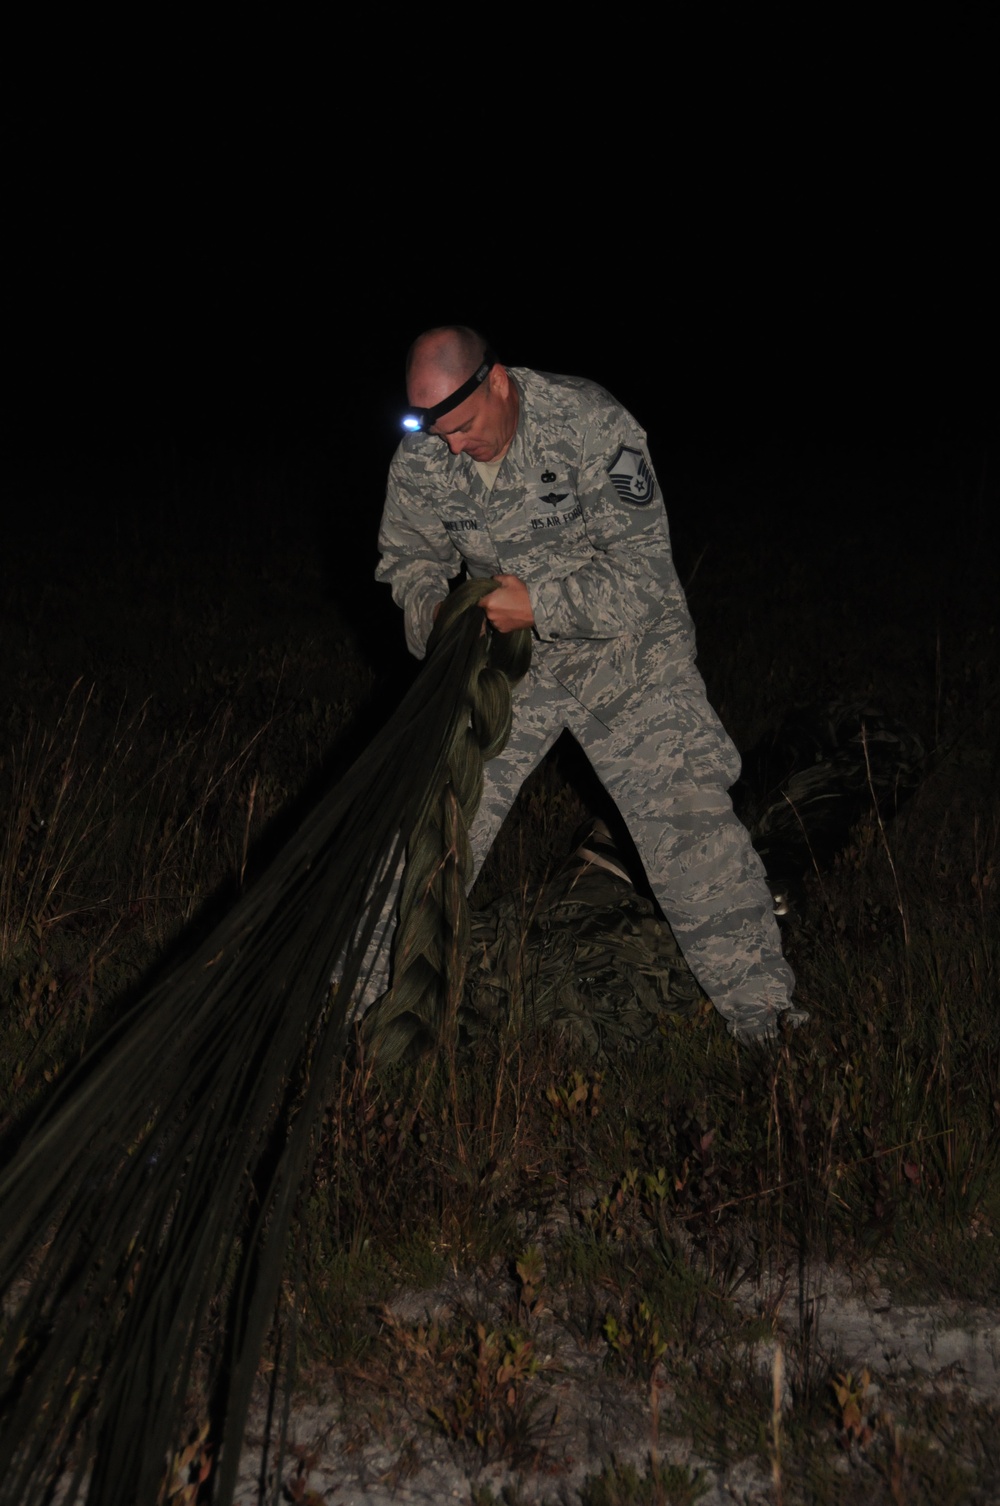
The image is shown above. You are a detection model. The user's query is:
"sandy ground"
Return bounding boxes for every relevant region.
[230,1260,1000,1505]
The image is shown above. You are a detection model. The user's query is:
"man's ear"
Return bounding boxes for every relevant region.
[489,363,510,399]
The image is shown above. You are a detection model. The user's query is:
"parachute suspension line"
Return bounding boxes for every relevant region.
[362,579,532,1065]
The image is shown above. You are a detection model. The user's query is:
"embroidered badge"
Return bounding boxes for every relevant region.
[525,463,574,511]
[607,446,656,506]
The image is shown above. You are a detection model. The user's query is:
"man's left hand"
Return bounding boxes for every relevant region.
[484,574,535,633]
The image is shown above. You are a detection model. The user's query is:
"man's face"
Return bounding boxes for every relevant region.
[411,365,518,462]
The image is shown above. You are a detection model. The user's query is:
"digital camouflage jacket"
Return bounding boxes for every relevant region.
[376,368,701,724]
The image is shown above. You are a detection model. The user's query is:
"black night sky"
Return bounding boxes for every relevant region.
[10,173,993,473]
[6,83,998,685]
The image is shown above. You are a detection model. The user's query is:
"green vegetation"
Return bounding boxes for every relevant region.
[2,458,997,1502]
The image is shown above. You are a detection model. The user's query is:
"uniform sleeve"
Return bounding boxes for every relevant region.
[375,450,462,658]
[530,412,686,644]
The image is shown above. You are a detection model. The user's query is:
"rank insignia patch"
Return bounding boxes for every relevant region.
[607,445,656,506]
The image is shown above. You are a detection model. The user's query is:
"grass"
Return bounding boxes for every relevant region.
[2,456,998,1501]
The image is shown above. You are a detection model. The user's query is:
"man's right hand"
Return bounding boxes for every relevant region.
[483,574,535,633]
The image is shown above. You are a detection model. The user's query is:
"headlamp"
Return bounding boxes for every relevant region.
[401,349,497,433]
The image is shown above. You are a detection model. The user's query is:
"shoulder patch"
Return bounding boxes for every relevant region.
[606,445,656,506]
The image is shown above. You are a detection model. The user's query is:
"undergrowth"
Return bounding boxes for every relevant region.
[2,468,997,1502]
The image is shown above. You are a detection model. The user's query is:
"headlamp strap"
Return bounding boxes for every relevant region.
[404,349,497,432]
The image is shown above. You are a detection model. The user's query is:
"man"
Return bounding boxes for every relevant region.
[375,326,805,1043]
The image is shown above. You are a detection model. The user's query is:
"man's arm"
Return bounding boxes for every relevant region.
[376,453,462,658]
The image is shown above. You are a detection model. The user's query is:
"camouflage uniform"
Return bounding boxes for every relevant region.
[376,368,803,1041]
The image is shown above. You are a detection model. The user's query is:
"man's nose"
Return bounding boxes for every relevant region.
[445,433,466,455]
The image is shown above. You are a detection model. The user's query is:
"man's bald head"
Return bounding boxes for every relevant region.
[406,326,490,407]
[404,325,519,463]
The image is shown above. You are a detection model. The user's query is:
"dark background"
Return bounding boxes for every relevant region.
[6,81,997,708]
[10,170,994,490]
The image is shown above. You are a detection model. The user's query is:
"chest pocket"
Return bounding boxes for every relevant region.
[523,463,583,532]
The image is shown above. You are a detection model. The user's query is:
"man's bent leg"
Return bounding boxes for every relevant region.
[585,677,804,1042]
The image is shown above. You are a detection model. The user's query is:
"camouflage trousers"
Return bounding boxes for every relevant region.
[355,660,802,1042]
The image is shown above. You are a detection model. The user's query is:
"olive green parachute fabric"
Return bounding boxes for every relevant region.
[0,581,529,1506]
[361,590,531,1063]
